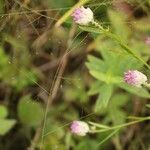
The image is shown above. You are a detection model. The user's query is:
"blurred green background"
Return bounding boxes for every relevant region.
[0,0,150,150]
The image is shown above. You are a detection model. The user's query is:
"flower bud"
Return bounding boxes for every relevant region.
[72,6,94,25]
[124,70,147,87]
[70,120,89,136]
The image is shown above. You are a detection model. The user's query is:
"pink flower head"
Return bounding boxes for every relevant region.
[70,120,89,136]
[145,37,150,46]
[124,70,147,87]
[72,6,94,25]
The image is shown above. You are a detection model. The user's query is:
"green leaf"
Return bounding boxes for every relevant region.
[118,83,150,98]
[64,74,88,103]
[80,26,150,70]
[88,82,102,95]
[102,93,130,125]
[90,70,122,84]
[10,68,37,91]
[0,46,37,91]
[95,84,113,112]
[0,119,16,135]
[18,95,43,127]
[86,55,106,72]
[0,105,8,119]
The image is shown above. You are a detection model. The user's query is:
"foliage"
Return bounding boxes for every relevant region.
[85,9,150,111]
[18,95,44,127]
[0,46,37,91]
[0,105,16,135]
[0,0,149,150]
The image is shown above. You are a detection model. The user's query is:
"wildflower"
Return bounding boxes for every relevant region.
[145,37,150,46]
[70,120,89,136]
[72,6,94,25]
[124,70,147,87]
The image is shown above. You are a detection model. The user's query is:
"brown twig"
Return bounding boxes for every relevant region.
[38,57,61,72]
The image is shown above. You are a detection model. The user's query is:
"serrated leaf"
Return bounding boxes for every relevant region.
[86,55,106,72]
[18,95,43,127]
[80,26,150,70]
[118,83,150,98]
[0,119,16,135]
[90,70,122,84]
[110,94,130,107]
[101,93,130,125]
[95,84,113,112]
[88,82,102,95]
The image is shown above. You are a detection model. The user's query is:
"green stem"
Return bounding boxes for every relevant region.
[91,21,150,70]
[91,20,104,30]
[106,32,150,70]
[90,117,150,133]
[97,129,119,146]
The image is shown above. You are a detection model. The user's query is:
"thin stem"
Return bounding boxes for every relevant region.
[90,21,150,70]
[90,117,150,133]
[91,20,104,30]
[28,24,77,150]
[97,129,119,146]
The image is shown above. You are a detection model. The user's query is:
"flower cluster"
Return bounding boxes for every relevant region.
[145,37,150,46]
[124,70,147,87]
[72,6,94,25]
[70,6,150,137]
[70,120,89,136]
